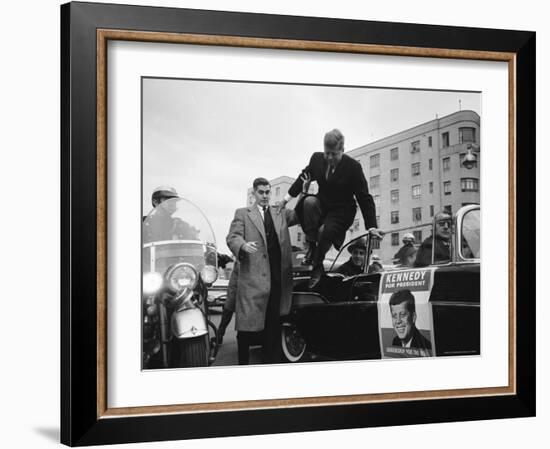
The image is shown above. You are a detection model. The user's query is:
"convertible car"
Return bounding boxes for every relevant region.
[281,204,480,362]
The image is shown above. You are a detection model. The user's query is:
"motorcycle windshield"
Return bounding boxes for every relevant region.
[143,198,217,274]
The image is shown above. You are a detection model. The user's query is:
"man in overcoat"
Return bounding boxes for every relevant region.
[226,177,300,364]
[277,129,383,288]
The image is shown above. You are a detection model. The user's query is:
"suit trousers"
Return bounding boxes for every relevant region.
[262,273,281,363]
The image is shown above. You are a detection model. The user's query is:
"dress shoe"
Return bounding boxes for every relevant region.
[308,265,324,289]
[301,242,317,266]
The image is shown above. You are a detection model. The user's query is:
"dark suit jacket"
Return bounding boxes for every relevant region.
[288,152,377,229]
[414,235,451,267]
[392,327,432,352]
[335,258,363,277]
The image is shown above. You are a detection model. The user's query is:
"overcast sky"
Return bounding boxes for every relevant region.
[142,78,480,254]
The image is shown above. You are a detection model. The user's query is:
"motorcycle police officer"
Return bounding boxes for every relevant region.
[143,186,197,243]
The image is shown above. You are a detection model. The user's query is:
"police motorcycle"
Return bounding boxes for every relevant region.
[142,197,219,368]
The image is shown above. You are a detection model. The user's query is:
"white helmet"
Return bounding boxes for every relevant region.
[403,233,415,243]
[151,186,179,206]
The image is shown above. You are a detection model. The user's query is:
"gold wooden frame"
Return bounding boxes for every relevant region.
[96,29,516,419]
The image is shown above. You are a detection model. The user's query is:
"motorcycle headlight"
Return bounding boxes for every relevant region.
[166,263,198,293]
[143,271,163,296]
[200,265,218,285]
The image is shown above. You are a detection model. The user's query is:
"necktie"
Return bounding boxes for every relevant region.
[263,206,274,235]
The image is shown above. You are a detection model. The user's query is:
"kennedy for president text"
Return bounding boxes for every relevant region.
[382,270,431,293]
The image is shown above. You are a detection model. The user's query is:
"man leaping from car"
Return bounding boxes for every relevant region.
[276,129,384,289]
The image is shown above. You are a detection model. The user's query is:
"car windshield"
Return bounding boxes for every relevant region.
[461,209,480,259]
[328,222,435,272]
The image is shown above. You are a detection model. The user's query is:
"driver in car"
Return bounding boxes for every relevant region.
[335,238,367,276]
[143,186,197,243]
[414,211,452,267]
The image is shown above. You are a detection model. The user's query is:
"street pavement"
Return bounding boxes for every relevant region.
[209,308,319,366]
[209,310,264,366]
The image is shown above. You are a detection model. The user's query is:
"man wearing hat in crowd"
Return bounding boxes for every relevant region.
[368,254,384,273]
[335,237,368,277]
[393,233,416,266]
[277,129,384,289]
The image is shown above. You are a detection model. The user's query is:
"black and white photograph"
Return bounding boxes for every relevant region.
[141,78,481,369]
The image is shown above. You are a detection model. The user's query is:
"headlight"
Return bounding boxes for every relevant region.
[200,265,218,285]
[143,271,163,295]
[166,263,198,292]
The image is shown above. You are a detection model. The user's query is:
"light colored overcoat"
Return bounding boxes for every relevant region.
[226,206,298,331]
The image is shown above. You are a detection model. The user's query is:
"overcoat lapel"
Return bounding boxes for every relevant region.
[248,206,267,246]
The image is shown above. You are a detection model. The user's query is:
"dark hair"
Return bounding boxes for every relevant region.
[253,177,270,190]
[389,289,416,314]
[324,129,345,150]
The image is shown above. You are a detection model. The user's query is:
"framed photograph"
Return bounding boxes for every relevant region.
[61,1,535,446]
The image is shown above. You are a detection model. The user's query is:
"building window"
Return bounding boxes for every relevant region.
[374,194,381,209]
[412,184,421,199]
[429,158,433,170]
[412,207,422,222]
[411,162,421,176]
[444,205,452,214]
[413,230,422,243]
[390,189,399,203]
[390,168,399,182]
[428,136,433,147]
[443,157,450,171]
[370,175,380,189]
[430,205,434,217]
[461,177,479,192]
[442,132,450,147]
[297,232,302,242]
[429,181,434,194]
[391,211,399,224]
[459,127,476,143]
[390,147,399,160]
[444,181,451,195]
[372,239,381,249]
[460,152,478,168]
[391,233,399,246]
[411,140,420,154]
[370,153,380,168]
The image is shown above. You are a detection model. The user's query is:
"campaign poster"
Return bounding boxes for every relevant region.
[377,268,436,358]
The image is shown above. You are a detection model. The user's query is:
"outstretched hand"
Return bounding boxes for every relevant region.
[300,171,312,194]
[242,241,259,254]
[274,200,287,215]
